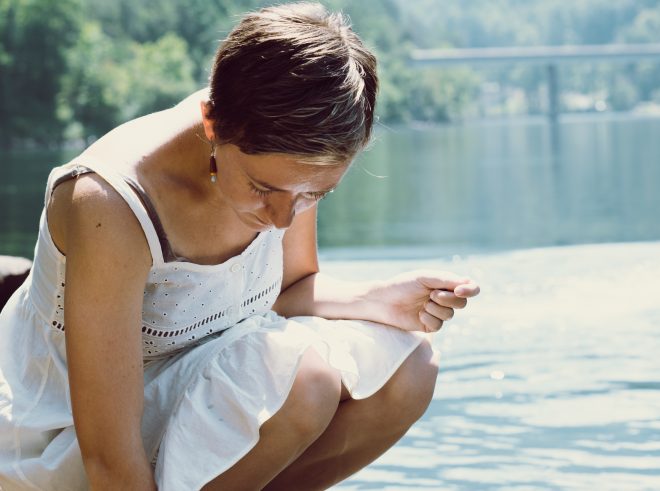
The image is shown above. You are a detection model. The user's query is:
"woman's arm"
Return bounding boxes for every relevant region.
[272,206,480,332]
[272,205,372,318]
[51,175,157,490]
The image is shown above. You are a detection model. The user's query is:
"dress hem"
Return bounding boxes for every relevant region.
[154,319,428,491]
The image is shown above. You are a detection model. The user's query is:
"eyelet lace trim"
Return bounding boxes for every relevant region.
[140,279,280,339]
[141,305,233,338]
[50,280,281,339]
[241,281,278,308]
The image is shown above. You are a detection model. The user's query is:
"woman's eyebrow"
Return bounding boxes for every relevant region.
[250,174,334,194]
[250,175,287,192]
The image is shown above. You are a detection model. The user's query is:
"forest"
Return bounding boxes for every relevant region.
[1,0,659,148]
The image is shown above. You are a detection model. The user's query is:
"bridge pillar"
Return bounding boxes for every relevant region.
[547,63,559,123]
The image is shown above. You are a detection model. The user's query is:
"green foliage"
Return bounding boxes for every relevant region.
[121,33,197,119]
[58,22,118,142]
[320,0,480,123]
[59,24,196,142]
[2,0,660,148]
[0,0,82,147]
[82,0,261,81]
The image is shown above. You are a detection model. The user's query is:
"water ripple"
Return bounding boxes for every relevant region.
[331,242,660,490]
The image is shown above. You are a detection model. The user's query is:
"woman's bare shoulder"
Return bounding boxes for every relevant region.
[48,173,151,269]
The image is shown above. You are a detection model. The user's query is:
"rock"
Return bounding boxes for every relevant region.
[0,256,32,311]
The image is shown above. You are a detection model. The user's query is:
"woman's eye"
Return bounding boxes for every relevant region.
[249,182,271,197]
[302,191,330,201]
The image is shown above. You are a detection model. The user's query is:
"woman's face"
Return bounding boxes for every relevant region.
[214,143,349,231]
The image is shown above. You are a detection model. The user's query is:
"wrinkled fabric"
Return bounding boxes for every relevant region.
[0,158,427,490]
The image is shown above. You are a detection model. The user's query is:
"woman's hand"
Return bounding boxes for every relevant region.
[361,270,480,333]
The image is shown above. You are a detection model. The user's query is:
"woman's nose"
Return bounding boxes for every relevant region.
[267,193,297,229]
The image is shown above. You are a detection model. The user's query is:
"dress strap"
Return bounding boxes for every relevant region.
[122,176,180,263]
[45,160,165,267]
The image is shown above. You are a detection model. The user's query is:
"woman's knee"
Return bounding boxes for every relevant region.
[379,338,439,424]
[281,347,342,440]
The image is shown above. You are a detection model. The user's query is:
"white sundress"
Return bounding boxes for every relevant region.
[0,156,428,491]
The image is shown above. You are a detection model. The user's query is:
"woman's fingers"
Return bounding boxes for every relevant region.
[454,282,480,298]
[420,286,478,332]
[417,271,471,292]
[431,290,468,309]
[414,275,479,333]
[419,310,443,332]
[424,300,454,321]
[420,299,454,333]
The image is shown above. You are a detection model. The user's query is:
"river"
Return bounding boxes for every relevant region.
[2,114,659,490]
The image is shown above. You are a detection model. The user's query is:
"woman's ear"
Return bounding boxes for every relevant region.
[200,100,216,142]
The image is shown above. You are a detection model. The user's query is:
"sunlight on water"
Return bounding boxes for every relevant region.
[2,114,658,490]
[325,241,660,490]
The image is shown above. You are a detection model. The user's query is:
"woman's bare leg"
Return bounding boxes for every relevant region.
[263,338,439,491]
[200,347,342,491]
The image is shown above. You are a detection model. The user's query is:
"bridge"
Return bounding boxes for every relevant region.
[410,43,660,121]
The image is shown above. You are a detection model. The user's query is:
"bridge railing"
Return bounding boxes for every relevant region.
[409,43,660,121]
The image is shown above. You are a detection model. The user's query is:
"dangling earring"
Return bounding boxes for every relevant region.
[209,144,218,183]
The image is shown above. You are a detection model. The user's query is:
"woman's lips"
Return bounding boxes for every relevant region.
[252,214,271,228]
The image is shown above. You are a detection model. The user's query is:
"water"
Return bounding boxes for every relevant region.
[2,115,659,489]
[318,114,660,256]
[326,241,660,490]
[2,114,660,257]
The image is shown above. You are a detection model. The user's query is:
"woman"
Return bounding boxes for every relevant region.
[0,3,479,490]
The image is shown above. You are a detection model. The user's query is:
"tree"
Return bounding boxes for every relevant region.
[60,25,197,142]
[0,0,82,148]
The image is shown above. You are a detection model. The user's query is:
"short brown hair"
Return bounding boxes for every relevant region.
[207,2,378,164]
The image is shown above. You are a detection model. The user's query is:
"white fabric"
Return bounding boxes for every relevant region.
[0,159,427,490]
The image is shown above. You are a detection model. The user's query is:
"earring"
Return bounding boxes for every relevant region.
[209,144,218,183]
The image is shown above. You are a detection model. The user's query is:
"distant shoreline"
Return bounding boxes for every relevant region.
[5,110,660,153]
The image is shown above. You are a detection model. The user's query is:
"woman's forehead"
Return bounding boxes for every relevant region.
[232,146,349,189]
